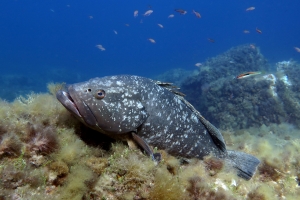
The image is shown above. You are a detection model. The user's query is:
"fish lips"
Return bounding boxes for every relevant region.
[56,86,98,128]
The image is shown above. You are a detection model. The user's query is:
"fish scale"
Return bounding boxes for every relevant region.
[56,75,260,180]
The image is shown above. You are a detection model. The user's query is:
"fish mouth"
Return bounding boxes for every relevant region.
[56,89,82,119]
[56,86,99,128]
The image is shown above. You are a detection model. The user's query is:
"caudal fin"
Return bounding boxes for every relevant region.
[226,150,260,180]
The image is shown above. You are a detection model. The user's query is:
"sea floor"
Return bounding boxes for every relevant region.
[0,90,299,200]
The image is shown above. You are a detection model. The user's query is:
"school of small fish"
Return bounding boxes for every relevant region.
[92,5,298,62]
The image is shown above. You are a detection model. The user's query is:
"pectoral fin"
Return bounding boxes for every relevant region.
[131,132,161,162]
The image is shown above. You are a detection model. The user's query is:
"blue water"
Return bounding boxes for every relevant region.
[0,0,300,100]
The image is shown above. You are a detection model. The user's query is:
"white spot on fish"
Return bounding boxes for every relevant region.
[116,81,124,86]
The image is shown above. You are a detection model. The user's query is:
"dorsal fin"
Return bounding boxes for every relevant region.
[155,81,186,97]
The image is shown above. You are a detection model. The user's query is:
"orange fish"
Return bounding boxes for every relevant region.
[175,9,187,15]
[192,10,201,18]
[256,27,262,34]
[207,38,215,43]
[294,47,300,53]
[236,71,261,79]
[246,7,255,11]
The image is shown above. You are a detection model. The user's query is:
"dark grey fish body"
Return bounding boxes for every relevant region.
[57,75,259,180]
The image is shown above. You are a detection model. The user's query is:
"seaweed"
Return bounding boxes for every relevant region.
[0,132,22,157]
[25,123,58,155]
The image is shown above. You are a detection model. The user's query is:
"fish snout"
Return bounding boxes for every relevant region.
[56,89,82,119]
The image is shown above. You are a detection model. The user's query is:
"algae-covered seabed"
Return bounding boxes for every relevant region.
[0,86,299,200]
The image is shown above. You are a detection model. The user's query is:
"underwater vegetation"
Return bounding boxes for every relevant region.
[0,82,299,199]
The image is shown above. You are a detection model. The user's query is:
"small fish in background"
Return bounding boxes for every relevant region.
[168,14,175,18]
[195,63,202,67]
[95,44,106,51]
[294,47,300,53]
[246,7,255,11]
[207,38,215,43]
[192,10,201,18]
[256,27,262,34]
[157,24,163,28]
[175,9,187,15]
[143,10,153,16]
[236,71,261,79]
[113,30,118,35]
[134,10,138,17]
[250,44,256,49]
[148,38,156,43]
[243,30,250,34]
[125,24,130,27]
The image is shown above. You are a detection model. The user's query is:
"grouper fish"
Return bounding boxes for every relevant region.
[56,75,260,180]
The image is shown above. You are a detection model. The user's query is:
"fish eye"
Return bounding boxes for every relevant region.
[95,89,105,99]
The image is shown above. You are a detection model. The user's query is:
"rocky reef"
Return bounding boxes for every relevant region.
[179,44,300,130]
[0,83,300,199]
